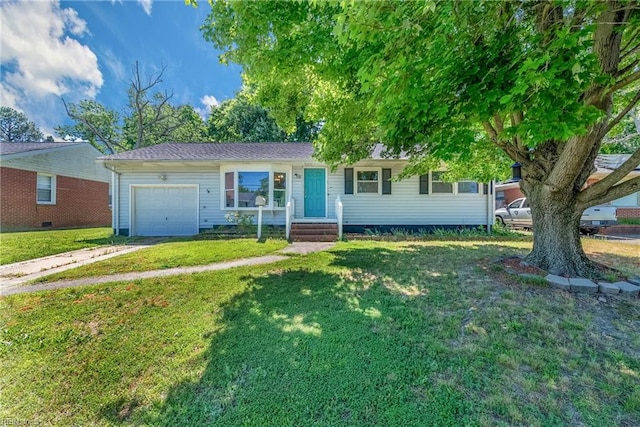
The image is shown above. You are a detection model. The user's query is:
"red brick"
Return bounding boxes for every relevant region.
[1,167,111,231]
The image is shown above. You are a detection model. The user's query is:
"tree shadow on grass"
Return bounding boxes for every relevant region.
[585,250,640,277]
[106,242,638,426]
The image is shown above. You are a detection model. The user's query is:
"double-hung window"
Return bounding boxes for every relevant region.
[37,174,55,204]
[224,172,235,207]
[356,169,379,194]
[273,172,287,207]
[431,171,453,194]
[223,169,288,209]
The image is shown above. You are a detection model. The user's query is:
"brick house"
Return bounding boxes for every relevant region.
[0,142,111,231]
[495,155,640,219]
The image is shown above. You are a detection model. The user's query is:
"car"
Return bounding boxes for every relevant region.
[495,197,617,234]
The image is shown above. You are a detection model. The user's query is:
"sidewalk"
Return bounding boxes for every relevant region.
[0,241,335,297]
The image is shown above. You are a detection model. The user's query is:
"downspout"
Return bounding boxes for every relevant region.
[103,164,121,236]
[487,180,494,234]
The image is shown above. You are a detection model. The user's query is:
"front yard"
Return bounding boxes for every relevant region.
[0,227,129,265]
[31,238,289,283]
[1,239,639,426]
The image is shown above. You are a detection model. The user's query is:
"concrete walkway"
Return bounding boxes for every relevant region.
[0,241,335,297]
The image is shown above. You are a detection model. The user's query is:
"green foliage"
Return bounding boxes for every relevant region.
[200,1,637,177]
[0,107,44,142]
[224,211,256,234]
[618,218,640,225]
[207,87,319,142]
[600,110,640,154]
[207,91,285,142]
[55,100,124,153]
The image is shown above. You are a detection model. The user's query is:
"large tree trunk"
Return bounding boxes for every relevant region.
[522,176,597,278]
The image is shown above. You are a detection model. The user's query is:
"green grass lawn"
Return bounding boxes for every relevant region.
[32,238,289,283]
[0,227,129,265]
[1,240,639,426]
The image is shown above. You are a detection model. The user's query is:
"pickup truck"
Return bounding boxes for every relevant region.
[495,197,617,234]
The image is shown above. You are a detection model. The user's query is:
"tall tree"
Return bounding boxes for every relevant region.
[199,0,640,277]
[207,92,286,142]
[58,61,208,153]
[57,99,126,153]
[126,61,182,149]
[171,105,209,142]
[206,88,318,142]
[0,107,44,142]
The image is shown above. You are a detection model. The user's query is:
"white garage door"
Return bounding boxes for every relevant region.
[133,186,198,236]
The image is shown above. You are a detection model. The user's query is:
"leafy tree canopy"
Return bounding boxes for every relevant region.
[0,107,45,142]
[207,87,320,142]
[199,0,640,277]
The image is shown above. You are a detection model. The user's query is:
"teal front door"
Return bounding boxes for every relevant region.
[304,168,326,217]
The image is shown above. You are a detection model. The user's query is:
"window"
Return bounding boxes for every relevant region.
[273,172,286,207]
[238,171,269,207]
[222,170,287,209]
[225,172,235,208]
[356,169,379,194]
[431,171,453,194]
[37,174,55,204]
[458,180,479,194]
[508,199,523,209]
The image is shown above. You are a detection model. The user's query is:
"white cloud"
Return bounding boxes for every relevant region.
[110,0,151,16]
[0,0,103,132]
[0,83,20,111]
[137,0,152,15]
[195,94,220,119]
[103,49,126,82]
[201,95,220,108]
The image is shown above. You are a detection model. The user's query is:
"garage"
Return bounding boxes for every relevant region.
[132,186,198,236]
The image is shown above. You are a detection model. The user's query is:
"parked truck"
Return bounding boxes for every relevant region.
[494,197,617,235]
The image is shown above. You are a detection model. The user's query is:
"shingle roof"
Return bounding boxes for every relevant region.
[99,142,409,162]
[594,154,640,171]
[0,142,81,156]
[99,142,317,161]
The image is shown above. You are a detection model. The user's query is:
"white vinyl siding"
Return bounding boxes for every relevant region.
[335,165,489,226]
[117,167,287,231]
[291,163,489,226]
[3,144,110,182]
[114,162,489,233]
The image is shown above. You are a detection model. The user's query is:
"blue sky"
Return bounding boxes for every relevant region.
[0,0,243,137]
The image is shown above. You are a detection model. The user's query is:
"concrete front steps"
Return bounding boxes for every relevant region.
[290,223,338,242]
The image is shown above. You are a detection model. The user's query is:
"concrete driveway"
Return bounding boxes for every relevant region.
[0,239,163,290]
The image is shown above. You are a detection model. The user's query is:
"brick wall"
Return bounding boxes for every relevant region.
[617,208,640,219]
[0,167,111,231]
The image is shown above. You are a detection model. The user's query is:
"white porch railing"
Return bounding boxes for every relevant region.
[335,195,343,240]
[285,197,295,240]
